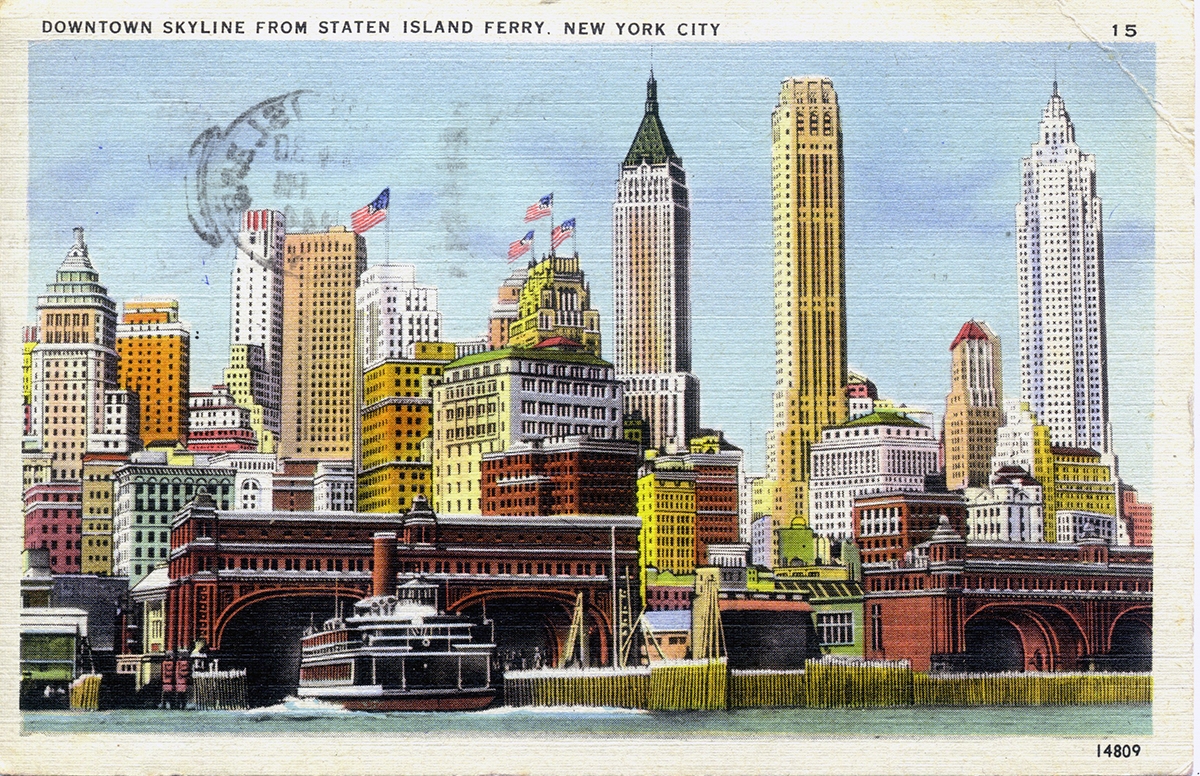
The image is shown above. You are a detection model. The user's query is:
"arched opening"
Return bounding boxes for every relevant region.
[453,593,606,670]
[963,616,1027,672]
[963,605,1089,672]
[1108,611,1151,672]
[217,593,346,706]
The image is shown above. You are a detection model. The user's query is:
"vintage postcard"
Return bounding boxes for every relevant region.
[0,0,1192,772]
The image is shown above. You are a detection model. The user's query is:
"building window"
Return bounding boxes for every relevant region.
[870,604,883,651]
[816,611,854,646]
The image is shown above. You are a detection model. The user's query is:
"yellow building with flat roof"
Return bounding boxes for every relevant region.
[359,342,455,513]
[638,467,696,578]
[81,455,126,575]
[432,344,623,514]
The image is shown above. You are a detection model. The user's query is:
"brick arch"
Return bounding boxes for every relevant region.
[964,602,1090,671]
[1105,606,1152,651]
[210,584,371,650]
[448,588,613,665]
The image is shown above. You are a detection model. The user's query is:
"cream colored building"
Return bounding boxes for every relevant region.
[612,73,700,453]
[1016,83,1110,453]
[431,344,623,514]
[29,228,120,481]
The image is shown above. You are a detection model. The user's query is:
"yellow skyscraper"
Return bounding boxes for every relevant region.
[768,77,849,529]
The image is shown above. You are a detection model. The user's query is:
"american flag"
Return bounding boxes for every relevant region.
[550,218,575,250]
[351,188,389,234]
[508,230,534,262]
[524,193,553,223]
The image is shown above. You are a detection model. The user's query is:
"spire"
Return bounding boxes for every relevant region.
[1052,79,1058,97]
[59,226,95,273]
[645,71,658,115]
[623,71,679,167]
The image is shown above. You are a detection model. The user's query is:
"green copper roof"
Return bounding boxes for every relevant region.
[623,74,679,167]
[839,409,926,429]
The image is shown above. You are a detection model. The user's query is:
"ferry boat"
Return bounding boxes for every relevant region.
[297,579,497,711]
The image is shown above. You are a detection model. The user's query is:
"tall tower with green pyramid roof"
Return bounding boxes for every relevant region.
[612,71,699,454]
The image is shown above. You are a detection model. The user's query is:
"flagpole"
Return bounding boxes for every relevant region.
[386,203,391,265]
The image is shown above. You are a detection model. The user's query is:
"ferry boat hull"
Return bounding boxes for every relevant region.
[298,685,497,712]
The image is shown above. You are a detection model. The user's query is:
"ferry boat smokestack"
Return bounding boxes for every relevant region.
[373,532,396,597]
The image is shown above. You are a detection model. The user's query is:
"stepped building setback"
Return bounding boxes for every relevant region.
[508,253,602,357]
[612,73,700,453]
[768,77,849,529]
[224,209,285,454]
[1016,83,1111,453]
[27,228,122,481]
[356,264,441,370]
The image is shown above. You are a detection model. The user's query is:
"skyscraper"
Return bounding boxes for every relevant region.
[355,264,441,370]
[612,72,699,453]
[508,253,602,356]
[768,77,849,527]
[280,225,367,461]
[224,209,285,453]
[1016,82,1110,453]
[117,298,190,447]
[943,320,1003,490]
[29,227,120,481]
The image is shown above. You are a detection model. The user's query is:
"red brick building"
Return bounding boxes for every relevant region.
[852,490,967,566]
[272,459,316,511]
[24,481,83,574]
[480,435,638,516]
[1120,484,1152,547]
[165,493,640,668]
[863,518,1152,672]
[690,454,741,566]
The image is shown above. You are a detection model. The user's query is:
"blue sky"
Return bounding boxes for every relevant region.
[26,41,1157,491]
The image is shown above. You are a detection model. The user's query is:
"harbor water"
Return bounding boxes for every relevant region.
[23,698,1151,737]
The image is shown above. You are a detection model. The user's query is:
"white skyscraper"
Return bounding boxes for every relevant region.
[224,209,285,451]
[612,72,699,453]
[355,264,441,370]
[1016,82,1110,453]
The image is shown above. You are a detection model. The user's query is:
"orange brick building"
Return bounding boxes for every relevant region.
[116,298,190,446]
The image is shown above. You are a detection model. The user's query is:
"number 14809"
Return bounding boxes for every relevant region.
[1098,743,1141,757]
